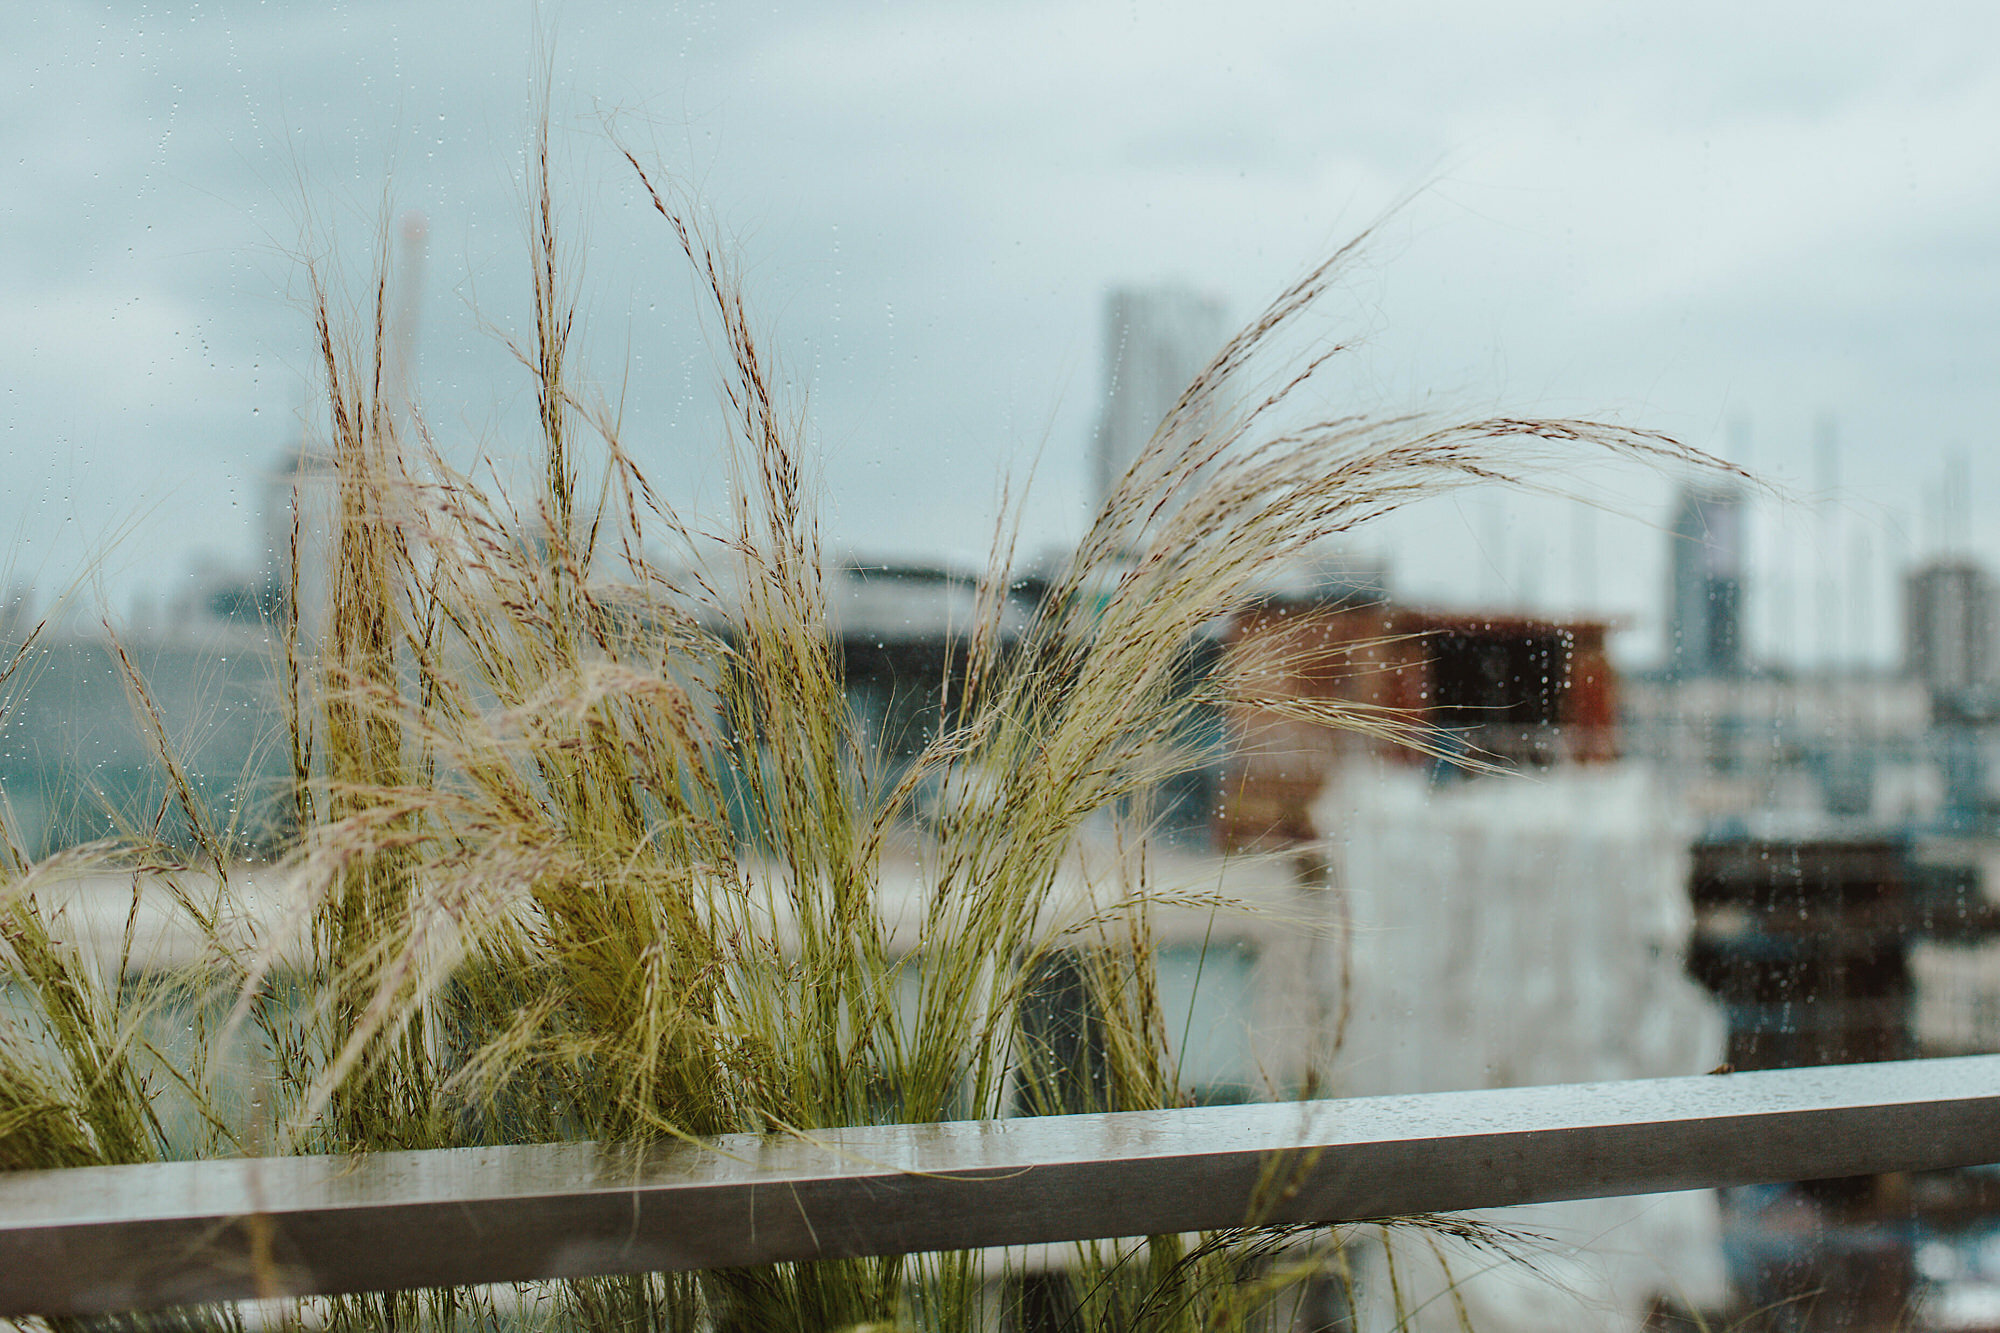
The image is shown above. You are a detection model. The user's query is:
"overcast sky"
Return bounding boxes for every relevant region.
[8,1,2000,665]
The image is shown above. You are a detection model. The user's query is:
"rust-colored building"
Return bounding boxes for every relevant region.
[1215,600,1620,850]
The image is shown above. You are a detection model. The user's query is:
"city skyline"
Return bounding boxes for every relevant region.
[8,3,2000,668]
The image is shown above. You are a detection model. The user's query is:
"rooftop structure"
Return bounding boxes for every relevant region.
[1215,597,1620,850]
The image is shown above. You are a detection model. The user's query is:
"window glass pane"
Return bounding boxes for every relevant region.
[11,7,2000,1332]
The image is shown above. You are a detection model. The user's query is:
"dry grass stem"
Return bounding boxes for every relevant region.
[0,99,1738,1333]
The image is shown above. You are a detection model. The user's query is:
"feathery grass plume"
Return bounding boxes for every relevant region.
[0,92,1739,1329]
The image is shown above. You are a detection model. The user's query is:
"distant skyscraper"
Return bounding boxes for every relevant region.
[263,435,338,644]
[1666,485,1746,678]
[1906,558,1999,696]
[1091,285,1228,511]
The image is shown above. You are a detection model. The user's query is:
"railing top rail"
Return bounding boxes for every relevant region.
[8,1054,2000,1317]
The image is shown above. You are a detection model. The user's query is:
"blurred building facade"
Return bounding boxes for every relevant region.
[1617,485,2000,1328]
[1199,573,1730,1330]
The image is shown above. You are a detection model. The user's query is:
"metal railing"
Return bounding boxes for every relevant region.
[6,1054,2000,1318]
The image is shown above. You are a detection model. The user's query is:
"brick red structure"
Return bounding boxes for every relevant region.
[1215,600,1619,850]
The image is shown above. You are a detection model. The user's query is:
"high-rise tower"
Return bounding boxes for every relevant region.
[1666,484,1747,678]
[1091,286,1228,512]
